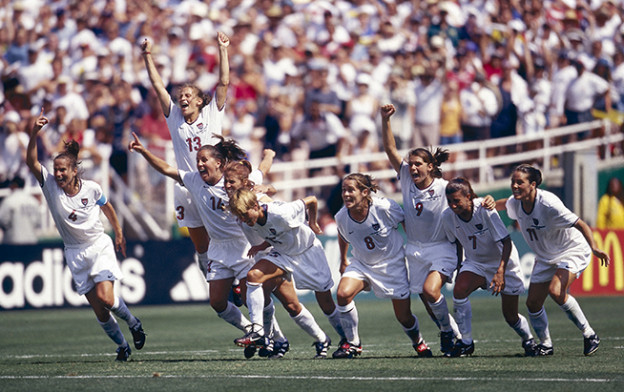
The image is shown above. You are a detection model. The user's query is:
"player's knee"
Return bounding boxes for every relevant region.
[247,268,265,284]
[210,299,228,313]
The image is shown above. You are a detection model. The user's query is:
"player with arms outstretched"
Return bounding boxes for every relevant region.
[26,111,145,362]
[486,164,610,356]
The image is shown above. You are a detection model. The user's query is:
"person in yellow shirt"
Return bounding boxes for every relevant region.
[596,177,624,229]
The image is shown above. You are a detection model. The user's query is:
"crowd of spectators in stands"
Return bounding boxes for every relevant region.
[1,0,624,198]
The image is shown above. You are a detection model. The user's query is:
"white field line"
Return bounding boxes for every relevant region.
[0,374,617,383]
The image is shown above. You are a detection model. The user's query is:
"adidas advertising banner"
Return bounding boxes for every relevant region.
[1,231,622,310]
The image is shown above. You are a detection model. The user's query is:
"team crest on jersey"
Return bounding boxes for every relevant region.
[269,228,277,235]
[475,224,483,230]
[428,189,435,197]
[531,218,546,230]
[197,123,204,130]
[372,223,380,231]
[81,198,88,207]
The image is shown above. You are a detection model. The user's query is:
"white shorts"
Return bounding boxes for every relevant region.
[258,238,334,292]
[530,250,591,284]
[459,258,525,296]
[204,238,254,282]
[405,241,457,294]
[64,234,123,295]
[174,183,203,228]
[343,256,410,300]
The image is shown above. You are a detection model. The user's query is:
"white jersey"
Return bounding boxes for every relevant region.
[241,200,315,256]
[39,166,106,246]
[179,170,244,242]
[335,197,405,265]
[506,189,590,264]
[166,95,225,172]
[399,162,448,244]
[442,198,518,266]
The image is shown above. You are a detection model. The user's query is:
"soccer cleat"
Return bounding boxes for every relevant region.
[440,330,455,354]
[234,324,264,347]
[413,339,433,358]
[522,338,537,357]
[532,343,554,356]
[332,341,362,359]
[269,340,290,359]
[313,336,331,359]
[230,284,243,307]
[115,344,131,362]
[258,337,275,357]
[244,343,257,359]
[584,334,600,356]
[129,318,146,350]
[444,340,475,358]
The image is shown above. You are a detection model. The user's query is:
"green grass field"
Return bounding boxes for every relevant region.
[1,296,622,392]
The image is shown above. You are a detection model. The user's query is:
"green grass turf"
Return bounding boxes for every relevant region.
[1,296,623,392]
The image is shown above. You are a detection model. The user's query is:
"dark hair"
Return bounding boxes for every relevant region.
[343,173,378,203]
[446,177,477,199]
[176,83,211,109]
[407,147,449,178]
[54,139,81,187]
[198,134,246,165]
[605,177,624,205]
[513,163,542,186]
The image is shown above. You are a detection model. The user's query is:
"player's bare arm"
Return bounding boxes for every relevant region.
[26,108,49,184]
[128,132,182,183]
[141,38,171,116]
[380,104,402,173]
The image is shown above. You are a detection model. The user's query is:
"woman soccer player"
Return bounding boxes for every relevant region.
[228,189,346,359]
[442,178,536,357]
[489,164,610,356]
[129,133,286,358]
[140,32,230,278]
[26,111,145,362]
[222,160,334,359]
[331,173,433,359]
[380,104,461,354]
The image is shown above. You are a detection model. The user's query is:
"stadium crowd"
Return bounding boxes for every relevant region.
[1,0,624,195]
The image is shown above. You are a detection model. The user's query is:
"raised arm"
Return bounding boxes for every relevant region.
[215,32,230,110]
[128,132,181,182]
[574,219,610,267]
[100,201,127,257]
[141,39,171,116]
[26,109,49,184]
[257,149,276,177]
[302,195,322,234]
[380,104,403,173]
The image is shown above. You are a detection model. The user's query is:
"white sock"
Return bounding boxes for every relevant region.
[263,299,286,341]
[326,307,346,340]
[217,301,252,331]
[510,314,533,341]
[429,294,453,332]
[292,305,326,342]
[98,315,127,346]
[110,296,138,329]
[245,282,265,334]
[337,302,359,345]
[528,307,552,347]
[560,295,595,338]
[402,315,422,345]
[453,297,472,344]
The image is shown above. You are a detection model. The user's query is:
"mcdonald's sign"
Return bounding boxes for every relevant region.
[570,229,624,296]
